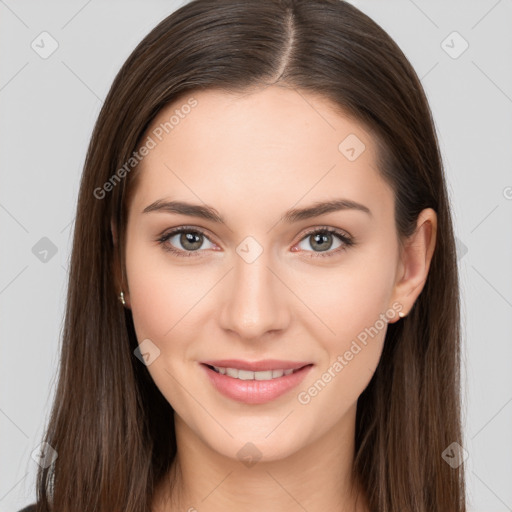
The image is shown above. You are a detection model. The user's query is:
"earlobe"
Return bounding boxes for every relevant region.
[389,208,437,321]
[118,289,131,309]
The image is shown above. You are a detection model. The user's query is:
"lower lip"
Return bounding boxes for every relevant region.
[201,363,313,404]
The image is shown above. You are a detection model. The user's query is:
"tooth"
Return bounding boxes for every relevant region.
[254,370,273,380]
[226,368,239,378]
[214,366,297,380]
[237,370,255,380]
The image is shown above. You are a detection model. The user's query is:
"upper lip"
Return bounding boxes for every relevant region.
[201,359,312,372]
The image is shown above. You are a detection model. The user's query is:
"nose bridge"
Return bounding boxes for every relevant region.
[219,238,288,339]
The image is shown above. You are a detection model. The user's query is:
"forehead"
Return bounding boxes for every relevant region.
[129,86,393,221]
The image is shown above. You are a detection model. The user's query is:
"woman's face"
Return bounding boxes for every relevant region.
[123,85,408,461]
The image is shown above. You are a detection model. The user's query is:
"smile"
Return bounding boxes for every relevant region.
[200,360,314,404]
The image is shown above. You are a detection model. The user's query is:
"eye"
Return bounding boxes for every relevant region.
[157,225,354,259]
[157,227,216,257]
[294,227,354,258]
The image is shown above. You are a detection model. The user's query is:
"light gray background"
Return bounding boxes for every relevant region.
[1,1,511,511]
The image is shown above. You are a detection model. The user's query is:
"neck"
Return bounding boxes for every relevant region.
[153,403,369,512]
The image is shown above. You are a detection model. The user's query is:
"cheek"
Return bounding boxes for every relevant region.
[125,244,201,410]
[125,238,180,347]
[297,282,391,414]
[306,247,397,346]
[125,238,207,342]
[298,245,397,398]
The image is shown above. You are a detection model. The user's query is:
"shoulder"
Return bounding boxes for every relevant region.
[17,505,37,512]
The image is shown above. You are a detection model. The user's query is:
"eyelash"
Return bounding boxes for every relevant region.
[156,225,355,259]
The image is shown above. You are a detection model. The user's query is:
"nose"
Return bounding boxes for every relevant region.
[218,247,290,341]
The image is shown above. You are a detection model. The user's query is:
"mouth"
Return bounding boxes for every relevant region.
[200,360,314,404]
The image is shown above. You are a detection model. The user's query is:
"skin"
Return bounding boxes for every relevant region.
[115,85,437,512]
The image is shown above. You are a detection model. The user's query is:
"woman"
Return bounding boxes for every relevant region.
[21,0,466,510]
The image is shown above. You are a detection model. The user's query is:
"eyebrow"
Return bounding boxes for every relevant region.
[142,198,372,223]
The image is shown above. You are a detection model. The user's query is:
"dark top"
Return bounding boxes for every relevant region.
[18,505,36,512]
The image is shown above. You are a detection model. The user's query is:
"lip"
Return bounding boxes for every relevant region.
[200,361,314,405]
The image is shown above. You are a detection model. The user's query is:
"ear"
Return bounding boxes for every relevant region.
[111,220,131,308]
[388,208,437,322]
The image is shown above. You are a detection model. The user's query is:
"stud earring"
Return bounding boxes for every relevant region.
[119,291,126,305]
[398,311,406,318]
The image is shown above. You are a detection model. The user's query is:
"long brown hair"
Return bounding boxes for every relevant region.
[34,1,465,510]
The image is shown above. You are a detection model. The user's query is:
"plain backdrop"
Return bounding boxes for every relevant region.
[1,1,511,511]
